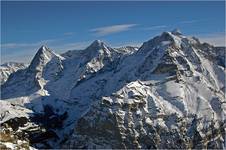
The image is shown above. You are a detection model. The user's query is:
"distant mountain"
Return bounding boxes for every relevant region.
[0,30,225,149]
[0,62,27,85]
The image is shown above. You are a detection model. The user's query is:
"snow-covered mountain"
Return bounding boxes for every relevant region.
[0,30,225,149]
[0,62,27,85]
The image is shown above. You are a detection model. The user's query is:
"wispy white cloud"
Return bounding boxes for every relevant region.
[90,24,138,36]
[142,19,204,31]
[143,25,167,30]
[195,32,225,46]
[50,41,91,52]
[179,19,207,24]
[1,53,34,64]
[1,39,91,64]
[1,40,54,64]
[1,39,57,49]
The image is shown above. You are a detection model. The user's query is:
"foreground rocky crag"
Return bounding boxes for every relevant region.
[0,30,225,149]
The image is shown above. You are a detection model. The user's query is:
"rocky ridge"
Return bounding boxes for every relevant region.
[0,30,225,149]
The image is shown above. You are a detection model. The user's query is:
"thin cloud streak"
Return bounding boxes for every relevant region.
[196,32,226,46]
[90,24,138,36]
[143,25,167,30]
[142,20,204,31]
[51,41,91,52]
[141,19,205,32]
[179,19,207,24]
[1,40,92,63]
[1,39,57,49]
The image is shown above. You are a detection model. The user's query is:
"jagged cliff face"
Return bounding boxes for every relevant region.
[0,31,225,149]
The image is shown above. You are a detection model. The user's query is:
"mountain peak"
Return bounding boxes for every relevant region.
[34,45,54,60]
[93,39,102,44]
[171,28,182,35]
[37,45,51,53]
[89,40,105,49]
[84,40,109,56]
[139,30,184,54]
[28,46,56,71]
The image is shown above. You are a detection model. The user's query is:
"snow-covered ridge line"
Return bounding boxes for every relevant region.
[0,30,225,149]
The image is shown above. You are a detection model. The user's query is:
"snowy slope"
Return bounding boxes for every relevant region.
[0,30,225,149]
[0,62,27,85]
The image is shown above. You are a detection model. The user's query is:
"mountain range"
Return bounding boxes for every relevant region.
[0,30,225,149]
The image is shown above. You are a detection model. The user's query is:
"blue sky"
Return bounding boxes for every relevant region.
[1,1,225,63]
